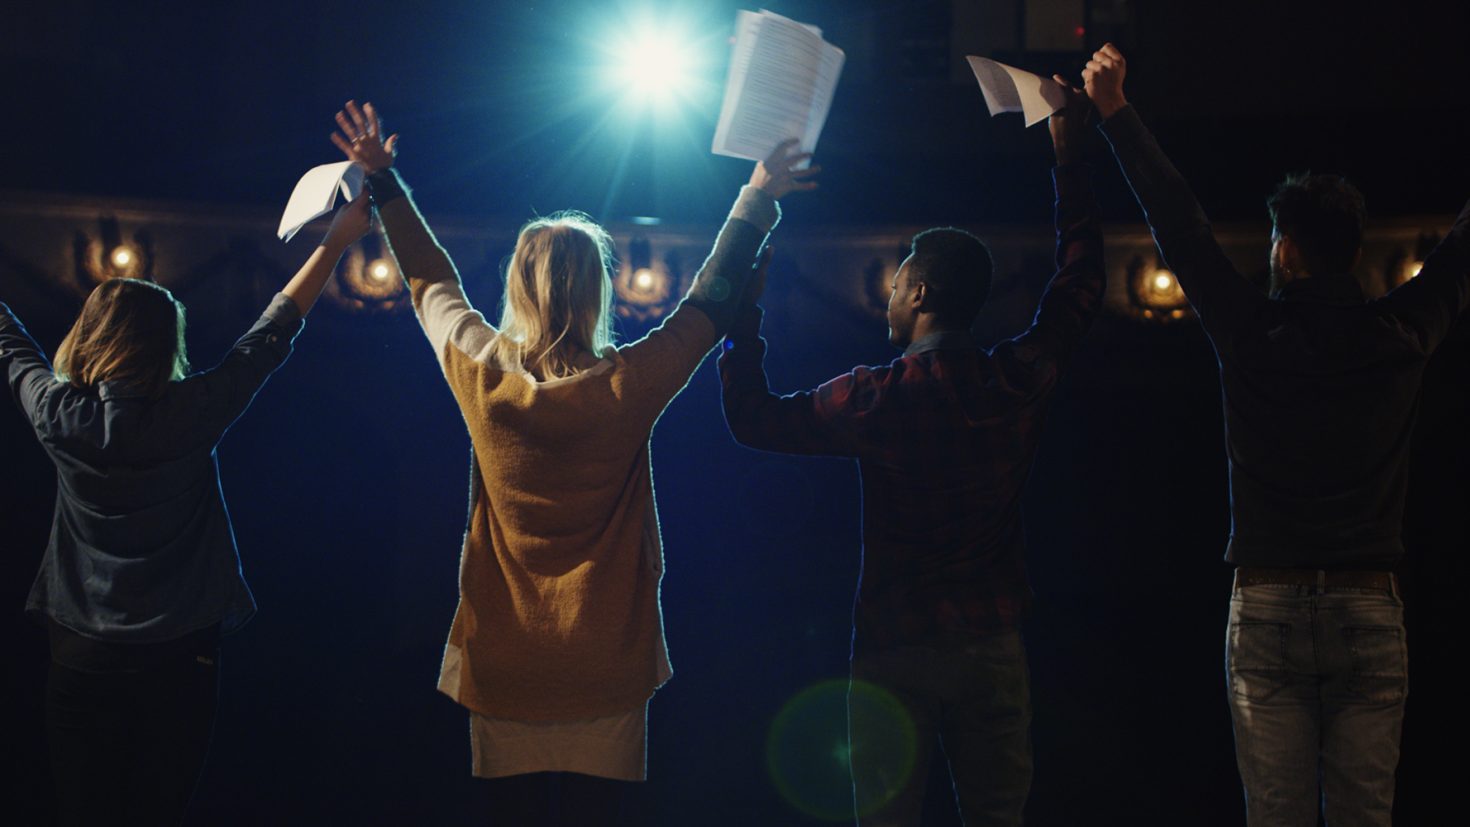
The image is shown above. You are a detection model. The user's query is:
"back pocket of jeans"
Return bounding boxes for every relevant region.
[1344,626,1406,703]
[1228,621,1290,702]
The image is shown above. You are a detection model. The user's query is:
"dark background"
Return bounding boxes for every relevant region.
[3,1,1468,824]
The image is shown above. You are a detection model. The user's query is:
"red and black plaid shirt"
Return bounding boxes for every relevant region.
[719,165,1104,651]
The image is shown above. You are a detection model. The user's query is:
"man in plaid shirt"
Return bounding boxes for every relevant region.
[719,83,1105,826]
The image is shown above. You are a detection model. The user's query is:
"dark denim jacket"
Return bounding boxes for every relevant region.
[1,293,303,643]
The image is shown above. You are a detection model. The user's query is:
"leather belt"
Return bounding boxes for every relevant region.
[1234,567,1395,591]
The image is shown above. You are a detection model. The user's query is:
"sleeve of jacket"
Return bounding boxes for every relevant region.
[0,302,58,430]
[1003,164,1107,378]
[369,168,497,371]
[717,304,866,458]
[1372,197,1470,353]
[1098,105,1266,348]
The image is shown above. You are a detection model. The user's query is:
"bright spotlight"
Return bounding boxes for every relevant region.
[1406,260,1424,281]
[633,268,656,291]
[369,260,393,281]
[1153,272,1173,291]
[609,26,699,110]
[111,247,134,267]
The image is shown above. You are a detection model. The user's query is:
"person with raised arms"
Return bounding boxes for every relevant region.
[1084,42,1470,826]
[719,82,1102,826]
[1,195,371,826]
[330,100,816,825]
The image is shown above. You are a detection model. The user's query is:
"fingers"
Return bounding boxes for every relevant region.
[330,131,356,157]
[363,101,381,137]
[763,137,802,166]
[384,134,399,155]
[346,100,369,135]
[1100,42,1124,62]
[790,164,821,179]
[335,110,359,140]
[784,152,815,169]
[1051,74,1082,97]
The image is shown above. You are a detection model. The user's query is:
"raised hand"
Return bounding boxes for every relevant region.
[323,194,372,248]
[749,139,820,199]
[1048,75,1089,165]
[1082,43,1128,120]
[331,100,399,173]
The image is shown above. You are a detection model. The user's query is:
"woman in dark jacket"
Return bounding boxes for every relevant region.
[0,196,369,826]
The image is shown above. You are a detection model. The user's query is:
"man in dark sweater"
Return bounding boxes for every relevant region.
[1084,43,1470,826]
[719,85,1102,826]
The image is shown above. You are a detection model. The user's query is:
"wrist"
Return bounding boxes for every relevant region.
[366,167,407,206]
[1096,97,1128,120]
[1052,137,1079,165]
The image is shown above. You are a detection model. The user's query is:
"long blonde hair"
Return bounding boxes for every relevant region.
[488,211,615,379]
[55,278,189,398]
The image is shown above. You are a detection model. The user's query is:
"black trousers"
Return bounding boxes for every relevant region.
[45,646,219,826]
[482,772,628,827]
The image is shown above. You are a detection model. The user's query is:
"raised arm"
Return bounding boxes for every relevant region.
[283,194,371,316]
[0,302,57,427]
[187,197,370,438]
[1372,198,1470,352]
[332,100,495,364]
[717,249,864,458]
[1085,44,1264,339]
[619,141,816,391]
[1007,78,1106,365]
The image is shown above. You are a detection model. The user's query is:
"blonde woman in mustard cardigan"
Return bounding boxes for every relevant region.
[331,100,816,824]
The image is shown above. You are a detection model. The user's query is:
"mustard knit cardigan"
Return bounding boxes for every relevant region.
[376,179,778,720]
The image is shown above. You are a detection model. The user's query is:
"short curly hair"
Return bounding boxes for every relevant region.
[1267,173,1366,277]
[906,227,994,326]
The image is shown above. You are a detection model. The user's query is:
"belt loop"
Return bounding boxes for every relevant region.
[1316,570,1326,594]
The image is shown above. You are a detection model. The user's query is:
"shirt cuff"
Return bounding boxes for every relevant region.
[262,292,304,329]
[729,186,781,234]
[1096,103,1143,143]
[366,168,409,207]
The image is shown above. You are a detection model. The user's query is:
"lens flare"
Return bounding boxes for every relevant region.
[766,679,916,821]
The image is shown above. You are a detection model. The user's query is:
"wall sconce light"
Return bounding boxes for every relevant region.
[1126,256,1191,321]
[1385,231,1440,291]
[76,217,151,286]
[328,243,407,312]
[615,236,676,322]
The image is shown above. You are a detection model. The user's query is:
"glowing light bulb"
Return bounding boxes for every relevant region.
[111,247,134,267]
[1153,272,1173,291]
[633,268,656,291]
[370,261,392,281]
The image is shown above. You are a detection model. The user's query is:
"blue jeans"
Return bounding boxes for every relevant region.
[1225,579,1407,826]
[849,630,1032,827]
